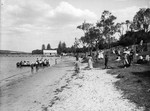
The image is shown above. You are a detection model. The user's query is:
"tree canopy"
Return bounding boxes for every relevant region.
[42,44,45,50]
[76,8,150,52]
[47,44,51,50]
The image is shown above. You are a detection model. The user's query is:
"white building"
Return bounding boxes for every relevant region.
[43,50,57,56]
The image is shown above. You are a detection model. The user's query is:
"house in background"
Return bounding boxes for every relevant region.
[43,50,57,56]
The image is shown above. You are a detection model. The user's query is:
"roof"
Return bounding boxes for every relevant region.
[43,50,57,53]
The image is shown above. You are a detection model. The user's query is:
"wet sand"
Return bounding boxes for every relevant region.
[0,57,75,111]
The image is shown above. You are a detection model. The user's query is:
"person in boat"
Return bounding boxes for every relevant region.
[16,62,20,67]
[27,61,30,65]
[43,59,47,66]
[23,61,27,65]
[19,61,23,67]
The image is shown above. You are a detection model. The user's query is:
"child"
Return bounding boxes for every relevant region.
[104,53,109,69]
[74,60,80,73]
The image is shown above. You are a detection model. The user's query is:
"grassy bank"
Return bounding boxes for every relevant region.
[93,53,150,111]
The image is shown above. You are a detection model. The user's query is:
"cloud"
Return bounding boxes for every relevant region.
[114,0,128,1]
[2,0,52,27]
[1,0,97,51]
[2,1,97,31]
[41,1,97,28]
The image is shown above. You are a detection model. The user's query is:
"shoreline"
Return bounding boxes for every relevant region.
[0,56,62,86]
[0,57,74,111]
[0,57,145,111]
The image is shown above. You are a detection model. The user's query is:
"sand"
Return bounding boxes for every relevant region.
[0,57,145,111]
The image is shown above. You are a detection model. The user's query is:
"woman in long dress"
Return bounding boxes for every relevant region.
[98,50,104,59]
[88,55,93,69]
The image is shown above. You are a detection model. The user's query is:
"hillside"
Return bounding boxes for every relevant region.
[0,50,29,54]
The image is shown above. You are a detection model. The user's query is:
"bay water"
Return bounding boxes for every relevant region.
[0,55,59,86]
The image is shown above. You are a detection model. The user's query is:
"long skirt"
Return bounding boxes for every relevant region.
[88,59,93,69]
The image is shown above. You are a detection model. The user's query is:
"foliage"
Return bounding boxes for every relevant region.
[119,30,150,46]
[96,10,117,48]
[32,49,43,54]
[47,44,51,50]
[57,41,67,54]
[133,8,150,32]
[70,8,150,54]
[42,44,45,50]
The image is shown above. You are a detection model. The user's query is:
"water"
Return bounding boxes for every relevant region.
[0,55,59,86]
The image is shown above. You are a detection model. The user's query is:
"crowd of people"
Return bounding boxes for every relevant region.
[74,46,150,71]
[113,46,150,68]
[16,58,51,73]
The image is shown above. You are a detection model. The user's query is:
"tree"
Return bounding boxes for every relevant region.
[32,49,43,54]
[57,41,67,54]
[77,21,93,54]
[62,42,67,53]
[129,21,135,32]
[125,20,130,32]
[42,44,45,50]
[47,44,51,50]
[77,20,93,33]
[87,26,103,52]
[115,23,122,36]
[74,38,80,53]
[133,8,150,32]
[97,10,117,48]
[57,41,62,55]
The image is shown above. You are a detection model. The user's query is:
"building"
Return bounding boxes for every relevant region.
[43,50,57,56]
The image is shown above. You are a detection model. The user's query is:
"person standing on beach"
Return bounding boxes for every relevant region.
[74,59,80,73]
[76,53,79,61]
[104,53,109,69]
[88,55,93,69]
[55,59,57,65]
[30,62,34,73]
[98,50,104,59]
[129,49,134,66]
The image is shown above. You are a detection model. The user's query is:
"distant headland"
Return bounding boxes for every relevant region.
[0,50,30,54]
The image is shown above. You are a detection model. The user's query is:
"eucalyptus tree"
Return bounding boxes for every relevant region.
[87,26,103,52]
[74,37,80,53]
[133,8,150,32]
[77,21,93,34]
[125,20,130,32]
[77,21,93,54]
[115,23,122,36]
[96,10,117,48]
[129,21,135,32]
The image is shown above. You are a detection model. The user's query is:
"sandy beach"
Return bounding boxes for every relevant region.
[0,57,144,111]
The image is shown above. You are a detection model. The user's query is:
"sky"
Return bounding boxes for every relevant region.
[1,0,150,52]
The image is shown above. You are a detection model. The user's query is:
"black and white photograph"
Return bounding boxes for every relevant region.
[0,0,150,110]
